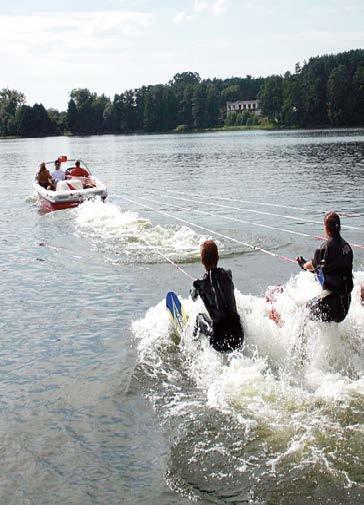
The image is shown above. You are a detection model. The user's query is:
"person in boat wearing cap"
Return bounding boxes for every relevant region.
[297,211,353,323]
[190,240,244,352]
[36,162,52,189]
[51,158,65,189]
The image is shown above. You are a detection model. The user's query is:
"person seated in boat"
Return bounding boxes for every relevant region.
[51,159,66,189]
[190,240,244,352]
[67,160,89,178]
[297,211,353,323]
[66,160,96,188]
[36,162,52,189]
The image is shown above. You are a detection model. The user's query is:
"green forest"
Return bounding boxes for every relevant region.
[1,49,363,137]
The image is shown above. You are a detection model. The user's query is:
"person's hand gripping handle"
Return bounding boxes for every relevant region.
[296,256,307,269]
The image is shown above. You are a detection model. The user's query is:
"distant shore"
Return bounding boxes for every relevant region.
[1,124,364,140]
[192,124,277,133]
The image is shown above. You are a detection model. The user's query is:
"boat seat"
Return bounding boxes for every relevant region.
[56,179,83,192]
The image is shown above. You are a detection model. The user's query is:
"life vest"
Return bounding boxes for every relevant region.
[69,166,89,177]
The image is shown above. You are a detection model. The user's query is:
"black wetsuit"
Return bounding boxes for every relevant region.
[308,235,353,323]
[190,267,244,352]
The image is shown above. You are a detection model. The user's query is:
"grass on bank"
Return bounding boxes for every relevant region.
[174,117,277,133]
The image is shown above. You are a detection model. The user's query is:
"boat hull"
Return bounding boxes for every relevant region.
[33,177,107,212]
[38,197,83,212]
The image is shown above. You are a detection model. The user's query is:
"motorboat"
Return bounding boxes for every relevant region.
[33,156,107,211]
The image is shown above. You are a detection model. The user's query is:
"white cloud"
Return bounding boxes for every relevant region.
[0,10,156,108]
[173,0,228,23]
[193,1,209,13]
[173,11,191,24]
[0,10,155,57]
[212,0,227,15]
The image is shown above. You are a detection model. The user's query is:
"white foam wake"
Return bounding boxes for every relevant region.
[134,271,363,389]
[132,271,364,486]
[72,199,212,263]
[25,191,39,205]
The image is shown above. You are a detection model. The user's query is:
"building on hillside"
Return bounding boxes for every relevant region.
[226,99,261,116]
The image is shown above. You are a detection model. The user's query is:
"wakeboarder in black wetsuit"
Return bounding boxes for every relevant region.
[297,211,353,323]
[190,240,244,352]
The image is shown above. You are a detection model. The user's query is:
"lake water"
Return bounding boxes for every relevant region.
[0,129,363,505]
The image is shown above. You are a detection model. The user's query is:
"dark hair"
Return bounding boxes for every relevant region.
[324,211,341,236]
[75,160,80,166]
[201,240,219,270]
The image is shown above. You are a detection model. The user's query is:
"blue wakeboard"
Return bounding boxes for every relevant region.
[166,291,185,333]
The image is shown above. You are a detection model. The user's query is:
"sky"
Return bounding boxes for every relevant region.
[0,0,363,110]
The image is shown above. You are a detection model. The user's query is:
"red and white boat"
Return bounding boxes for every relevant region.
[34,156,107,212]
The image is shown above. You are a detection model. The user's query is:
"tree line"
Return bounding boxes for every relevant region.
[259,49,364,126]
[0,49,363,137]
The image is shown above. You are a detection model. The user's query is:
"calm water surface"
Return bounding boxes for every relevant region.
[0,129,363,505]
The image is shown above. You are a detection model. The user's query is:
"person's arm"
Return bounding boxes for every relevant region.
[297,247,322,272]
[310,247,324,271]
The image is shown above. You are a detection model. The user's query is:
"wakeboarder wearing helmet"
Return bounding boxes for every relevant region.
[190,240,244,352]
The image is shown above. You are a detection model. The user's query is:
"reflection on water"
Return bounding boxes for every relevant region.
[0,129,363,504]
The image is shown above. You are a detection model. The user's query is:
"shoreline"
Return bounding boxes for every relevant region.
[1,124,363,140]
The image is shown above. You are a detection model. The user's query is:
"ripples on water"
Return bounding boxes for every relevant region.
[0,129,363,504]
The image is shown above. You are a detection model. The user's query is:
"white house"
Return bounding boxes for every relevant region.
[226,99,261,116]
